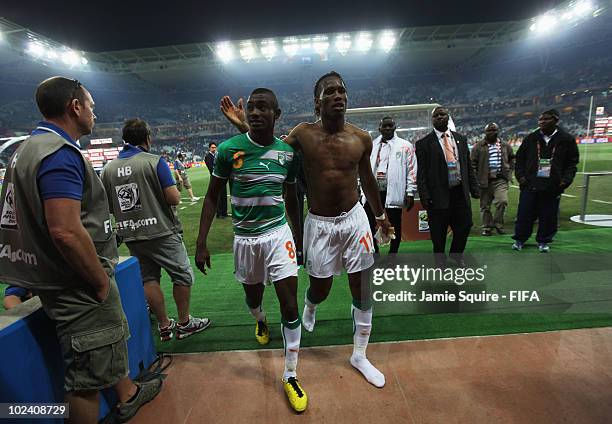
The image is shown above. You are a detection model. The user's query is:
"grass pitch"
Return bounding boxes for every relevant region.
[2,144,611,353]
[161,143,612,256]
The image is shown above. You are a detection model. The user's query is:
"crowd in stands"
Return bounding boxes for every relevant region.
[1,54,610,159]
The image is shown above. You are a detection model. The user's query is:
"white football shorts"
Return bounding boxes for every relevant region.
[233,223,299,285]
[303,202,375,278]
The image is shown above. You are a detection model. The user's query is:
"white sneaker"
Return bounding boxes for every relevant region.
[538,243,550,253]
[176,316,211,340]
[158,318,176,342]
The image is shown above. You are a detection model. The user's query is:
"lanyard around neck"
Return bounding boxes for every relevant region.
[536,139,556,161]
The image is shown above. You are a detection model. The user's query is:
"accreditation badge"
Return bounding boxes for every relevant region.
[447,161,461,185]
[537,159,552,178]
[418,210,429,232]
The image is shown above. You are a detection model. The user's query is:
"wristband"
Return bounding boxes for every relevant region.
[375,212,386,221]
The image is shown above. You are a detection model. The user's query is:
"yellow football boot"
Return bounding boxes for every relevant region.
[283,377,308,412]
[255,320,269,345]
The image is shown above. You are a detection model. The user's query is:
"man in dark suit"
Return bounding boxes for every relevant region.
[415,106,480,266]
[512,109,579,253]
[204,142,228,218]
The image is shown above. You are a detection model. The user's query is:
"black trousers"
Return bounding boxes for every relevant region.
[513,189,560,244]
[216,182,228,217]
[427,185,472,255]
[364,191,403,254]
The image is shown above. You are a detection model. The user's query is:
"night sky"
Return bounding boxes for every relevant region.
[3,0,566,51]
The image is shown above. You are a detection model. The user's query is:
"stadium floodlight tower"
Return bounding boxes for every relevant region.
[346,103,440,143]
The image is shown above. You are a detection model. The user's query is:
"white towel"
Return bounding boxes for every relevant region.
[375,226,396,246]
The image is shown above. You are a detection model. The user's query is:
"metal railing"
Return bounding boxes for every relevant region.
[579,171,612,222]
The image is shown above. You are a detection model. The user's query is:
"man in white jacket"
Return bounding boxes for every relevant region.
[363,117,417,254]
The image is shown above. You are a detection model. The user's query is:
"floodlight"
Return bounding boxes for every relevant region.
[529,23,537,31]
[47,49,58,59]
[335,34,351,55]
[312,35,329,54]
[534,14,557,33]
[355,32,373,52]
[283,37,299,57]
[239,41,257,62]
[300,37,312,50]
[27,41,44,57]
[61,50,79,66]
[215,42,234,63]
[260,39,277,61]
[378,31,396,52]
[574,0,595,16]
[561,11,574,20]
[81,56,88,65]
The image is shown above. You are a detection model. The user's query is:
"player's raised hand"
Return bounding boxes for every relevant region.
[195,244,212,275]
[220,96,246,128]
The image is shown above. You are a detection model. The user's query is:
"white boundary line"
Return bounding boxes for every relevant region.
[510,185,577,199]
[167,326,607,356]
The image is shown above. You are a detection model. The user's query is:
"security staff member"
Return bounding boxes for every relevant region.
[102,118,211,340]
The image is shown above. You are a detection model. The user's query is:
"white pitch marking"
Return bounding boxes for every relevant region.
[593,199,612,205]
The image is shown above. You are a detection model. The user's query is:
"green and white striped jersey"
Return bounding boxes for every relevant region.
[213,133,297,236]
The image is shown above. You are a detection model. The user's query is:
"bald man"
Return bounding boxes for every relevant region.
[415,106,480,266]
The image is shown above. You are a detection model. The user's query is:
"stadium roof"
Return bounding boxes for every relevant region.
[86,22,528,73]
[0,0,608,75]
[2,0,567,51]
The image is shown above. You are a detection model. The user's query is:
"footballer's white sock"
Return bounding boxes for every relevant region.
[350,303,385,388]
[282,318,301,381]
[248,304,266,322]
[302,289,317,332]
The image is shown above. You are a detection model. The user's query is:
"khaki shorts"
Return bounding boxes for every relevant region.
[37,278,130,392]
[176,172,191,190]
[127,233,194,286]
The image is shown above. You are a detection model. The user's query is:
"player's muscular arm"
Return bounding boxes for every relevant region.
[358,131,384,217]
[283,123,308,151]
[358,130,394,237]
[195,175,226,274]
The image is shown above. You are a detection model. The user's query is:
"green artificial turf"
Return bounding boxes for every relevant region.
[153,227,612,354]
[2,144,611,353]
[143,143,612,257]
